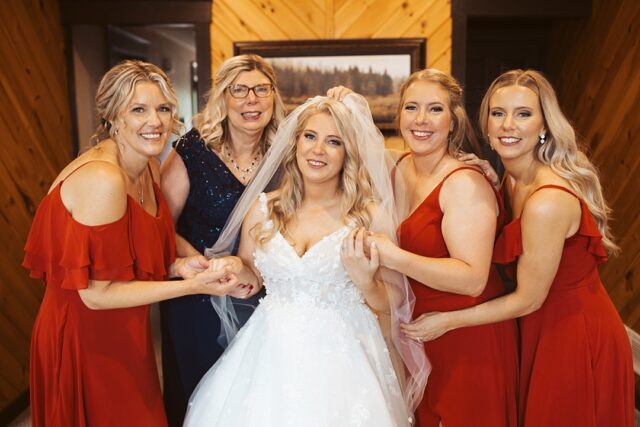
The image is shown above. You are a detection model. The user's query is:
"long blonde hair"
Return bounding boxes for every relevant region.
[195,54,286,154]
[92,60,181,145]
[479,69,619,254]
[254,99,375,245]
[397,68,481,156]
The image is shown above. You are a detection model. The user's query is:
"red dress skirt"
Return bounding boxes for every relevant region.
[23,179,175,427]
[494,185,634,426]
[398,167,518,427]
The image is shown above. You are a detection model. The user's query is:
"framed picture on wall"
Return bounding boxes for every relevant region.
[234,38,426,133]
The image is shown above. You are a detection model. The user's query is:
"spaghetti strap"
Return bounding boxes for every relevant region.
[441,166,484,182]
[529,184,578,200]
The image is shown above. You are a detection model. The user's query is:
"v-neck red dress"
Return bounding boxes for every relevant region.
[398,167,518,427]
[23,172,175,427]
[493,185,634,426]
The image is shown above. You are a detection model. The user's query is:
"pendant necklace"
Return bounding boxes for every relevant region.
[223,142,261,183]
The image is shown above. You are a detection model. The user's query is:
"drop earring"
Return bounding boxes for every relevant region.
[539,133,546,144]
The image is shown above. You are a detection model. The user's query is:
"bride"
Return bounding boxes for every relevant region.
[184,94,429,426]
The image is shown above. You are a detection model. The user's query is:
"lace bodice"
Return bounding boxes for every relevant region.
[253,194,364,309]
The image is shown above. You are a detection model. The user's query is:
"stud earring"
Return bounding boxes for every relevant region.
[539,133,546,144]
[114,127,119,136]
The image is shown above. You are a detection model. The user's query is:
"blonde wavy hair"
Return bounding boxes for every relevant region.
[194,54,286,154]
[397,68,481,156]
[479,69,619,254]
[92,60,181,145]
[254,98,375,245]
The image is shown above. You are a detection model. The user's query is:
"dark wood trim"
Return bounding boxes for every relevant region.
[234,38,427,73]
[0,388,29,426]
[60,1,211,24]
[194,23,211,110]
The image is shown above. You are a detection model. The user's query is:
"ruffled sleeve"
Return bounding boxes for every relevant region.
[23,186,135,289]
[23,184,176,289]
[492,219,522,265]
[575,202,608,264]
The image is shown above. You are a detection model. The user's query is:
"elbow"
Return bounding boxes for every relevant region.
[463,272,489,298]
[78,291,107,310]
[520,299,544,317]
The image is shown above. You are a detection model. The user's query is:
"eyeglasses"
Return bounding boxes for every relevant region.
[227,84,274,99]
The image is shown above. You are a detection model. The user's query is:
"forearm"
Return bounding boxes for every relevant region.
[443,289,541,332]
[361,280,391,314]
[79,278,198,310]
[175,233,201,257]
[386,247,487,296]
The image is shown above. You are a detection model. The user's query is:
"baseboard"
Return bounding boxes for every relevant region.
[0,389,29,426]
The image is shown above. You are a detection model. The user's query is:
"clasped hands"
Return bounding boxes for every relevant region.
[342,230,452,343]
[173,255,257,298]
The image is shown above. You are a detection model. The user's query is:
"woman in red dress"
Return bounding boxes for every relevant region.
[415,69,634,426]
[23,61,248,427]
[366,69,519,426]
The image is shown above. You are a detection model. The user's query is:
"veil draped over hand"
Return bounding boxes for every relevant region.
[205,93,429,413]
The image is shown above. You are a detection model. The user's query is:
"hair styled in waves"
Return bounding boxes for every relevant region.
[479,69,619,254]
[253,98,375,246]
[194,54,286,154]
[92,60,182,145]
[396,68,481,157]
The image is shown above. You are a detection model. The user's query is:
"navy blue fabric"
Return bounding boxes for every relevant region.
[160,129,264,426]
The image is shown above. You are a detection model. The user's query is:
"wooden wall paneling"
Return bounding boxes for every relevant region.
[373,0,438,37]
[549,0,640,334]
[1,6,70,167]
[334,0,377,37]
[256,0,326,38]
[0,0,71,412]
[339,0,414,38]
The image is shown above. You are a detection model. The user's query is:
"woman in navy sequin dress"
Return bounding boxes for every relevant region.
[159,55,286,426]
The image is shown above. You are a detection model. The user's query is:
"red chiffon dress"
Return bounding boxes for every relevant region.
[493,185,634,426]
[398,166,519,427]
[23,170,175,427]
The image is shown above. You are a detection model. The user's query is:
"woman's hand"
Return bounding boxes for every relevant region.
[341,228,379,292]
[171,255,210,279]
[457,151,500,190]
[362,231,397,268]
[401,311,452,343]
[327,86,353,101]
[211,256,259,299]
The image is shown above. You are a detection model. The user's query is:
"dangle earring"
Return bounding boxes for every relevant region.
[538,133,546,144]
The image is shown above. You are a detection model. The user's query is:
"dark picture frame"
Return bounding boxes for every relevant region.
[234,38,426,133]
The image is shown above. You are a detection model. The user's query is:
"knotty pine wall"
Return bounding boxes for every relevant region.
[549,0,640,334]
[210,0,452,73]
[0,0,72,411]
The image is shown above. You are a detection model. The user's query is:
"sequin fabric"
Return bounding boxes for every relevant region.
[175,129,245,253]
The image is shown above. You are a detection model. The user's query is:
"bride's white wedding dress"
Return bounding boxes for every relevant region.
[184,194,409,427]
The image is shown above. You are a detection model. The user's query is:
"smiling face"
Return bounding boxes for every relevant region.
[225,69,275,139]
[399,81,453,157]
[115,81,173,158]
[487,84,546,162]
[295,112,346,188]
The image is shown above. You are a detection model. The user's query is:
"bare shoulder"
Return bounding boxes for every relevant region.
[442,166,495,203]
[521,188,579,232]
[61,161,128,226]
[386,148,408,162]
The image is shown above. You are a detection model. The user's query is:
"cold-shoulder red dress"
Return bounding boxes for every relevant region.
[23,171,175,427]
[493,185,634,426]
[398,166,519,427]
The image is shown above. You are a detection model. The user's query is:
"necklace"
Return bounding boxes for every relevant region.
[136,170,147,205]
[223,142,262,183]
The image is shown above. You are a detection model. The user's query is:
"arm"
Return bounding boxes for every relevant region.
[402,190,580,341]
[160,149,200,257]
[342,228,390,313]
[373,171,498,296]
[60,161,239,310]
